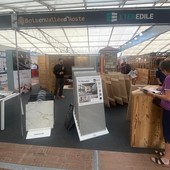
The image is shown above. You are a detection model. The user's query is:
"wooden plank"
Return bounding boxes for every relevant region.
[123,75,131,98]
[110,78,123,105]
[126,84,146,120]
[118,75,128,103]
[38,55,48,89]
[105,80,116,106]
[101,79,111,107]
[136,68,149,84]
[130,87,164,148]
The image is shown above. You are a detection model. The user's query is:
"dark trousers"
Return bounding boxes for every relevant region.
[54,78,64,96]
[162,109,170,143]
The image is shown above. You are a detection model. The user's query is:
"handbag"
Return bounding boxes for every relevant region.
[152,97,161,107]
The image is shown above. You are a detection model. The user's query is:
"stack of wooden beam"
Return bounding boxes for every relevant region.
[101,72,131,107]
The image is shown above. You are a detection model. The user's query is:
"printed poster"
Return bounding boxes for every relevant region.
[0,51,8,90]
[13,70,31,93]
[12,51,31,93]
[77,76,103,106]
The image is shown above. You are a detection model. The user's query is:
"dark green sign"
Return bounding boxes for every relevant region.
[16,9,170,28]
[0,15,11,29]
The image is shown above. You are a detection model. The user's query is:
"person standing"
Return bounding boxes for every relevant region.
[120,62,131,74]
[128,67,138,85]
[156,59,166,86]
[143,60,170,166]
[53,58,66,99]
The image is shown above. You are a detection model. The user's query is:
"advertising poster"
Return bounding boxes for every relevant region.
[77,76,103,106]
[12,51,31,71]
[13,70,31,93]
[12,51,31,93]
[0,51,8,90]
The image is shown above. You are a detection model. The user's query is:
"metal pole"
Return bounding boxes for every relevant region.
[15,29,24,136]
[15,30,21,93]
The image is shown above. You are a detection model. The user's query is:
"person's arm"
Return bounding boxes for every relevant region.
[147,76,170,102]
[53,64,61,75]
[156,78,162,85]
[147,89,170,102]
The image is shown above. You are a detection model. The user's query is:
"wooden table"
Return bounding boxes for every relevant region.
[130,86,164,149]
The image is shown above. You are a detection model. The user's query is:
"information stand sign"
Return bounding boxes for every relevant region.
[73,70,108,141]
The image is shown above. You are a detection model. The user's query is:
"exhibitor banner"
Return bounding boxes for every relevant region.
[17,9,170,28]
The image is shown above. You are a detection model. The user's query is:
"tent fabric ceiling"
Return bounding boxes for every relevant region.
[0,0,170,56]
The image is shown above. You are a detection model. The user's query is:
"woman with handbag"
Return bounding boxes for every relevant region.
[144,60,170,166]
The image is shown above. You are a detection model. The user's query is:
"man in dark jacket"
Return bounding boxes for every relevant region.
[120,62,131,74]
[53,58,66,99]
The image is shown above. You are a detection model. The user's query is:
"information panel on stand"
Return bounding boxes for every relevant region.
[73,71,108,141]
[77,76,103,107]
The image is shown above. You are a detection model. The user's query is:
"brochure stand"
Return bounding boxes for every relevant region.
[73,70,108,141]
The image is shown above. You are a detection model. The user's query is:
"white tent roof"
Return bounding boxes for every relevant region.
[0,0,170,56]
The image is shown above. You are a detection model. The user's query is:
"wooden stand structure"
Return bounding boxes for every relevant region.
[101,72,130,107]
[129,86,164,148]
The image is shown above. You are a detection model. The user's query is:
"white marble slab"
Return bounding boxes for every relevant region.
[26,100,54,131]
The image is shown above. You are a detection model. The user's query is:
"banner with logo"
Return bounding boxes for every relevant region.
[17,9,170,28]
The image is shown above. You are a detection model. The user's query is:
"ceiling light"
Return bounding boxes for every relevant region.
[134,37,137,40]
[139,33,143,36]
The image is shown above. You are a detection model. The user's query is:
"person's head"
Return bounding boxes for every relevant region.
[159,60,170,76]
[156,59,161,67]
[59,58,63,65]
[131,66,135,70]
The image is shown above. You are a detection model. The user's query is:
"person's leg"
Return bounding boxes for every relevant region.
[133,78,137,85]
[54,78,59,96]
[151,109,170,165]
[58,78,65,97]
[131,78,135,85]
[162,109,170,161]
[164,143,170,158]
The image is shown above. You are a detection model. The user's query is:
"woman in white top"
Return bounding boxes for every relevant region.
[128,67,138,85]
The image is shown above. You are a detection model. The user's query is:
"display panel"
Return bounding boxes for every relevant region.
[76,75,103,106]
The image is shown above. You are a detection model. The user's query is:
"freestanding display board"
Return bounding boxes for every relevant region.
[0,51,8,90]
[6,50,31,93]
[72,67,96,123]
[73,69,108,141]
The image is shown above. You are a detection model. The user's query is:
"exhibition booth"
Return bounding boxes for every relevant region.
[0,7,170,149]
